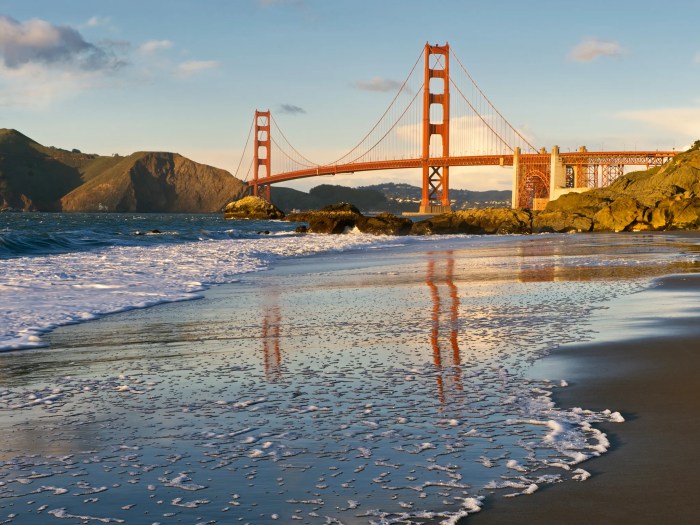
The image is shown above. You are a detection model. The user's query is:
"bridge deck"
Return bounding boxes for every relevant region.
[249,151,676,187]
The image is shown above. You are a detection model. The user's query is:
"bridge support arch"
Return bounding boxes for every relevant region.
[253,109,271,201]
[420,43,451,214]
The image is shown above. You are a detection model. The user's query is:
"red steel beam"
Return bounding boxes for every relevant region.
[247,151,677,188]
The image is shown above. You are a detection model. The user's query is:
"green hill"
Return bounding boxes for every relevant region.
[0,129,247,212]
[0,129,96,210]
[61,151,248,213]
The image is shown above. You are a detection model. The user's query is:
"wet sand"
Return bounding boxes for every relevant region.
[468,273,700,524]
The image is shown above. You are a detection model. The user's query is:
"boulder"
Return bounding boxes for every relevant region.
[592,196,648,232]
[410,208,532,235]
[667,197,700,229]
[285,209,360,234]
[357,213,413,235]
[285,203,413,235]
[532,211,593,233]
[544,191,613,216]
[224,195,285,220]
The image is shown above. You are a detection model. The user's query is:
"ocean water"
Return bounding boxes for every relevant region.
[0,213,407,350]
[1,214,699,524]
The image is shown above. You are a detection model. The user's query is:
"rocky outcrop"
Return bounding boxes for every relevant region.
[410,209,533,235]
[285,203,362,234]
[285,204,531,236]
[536,144,700,232]
[532,210,593,233]
[357,213,413,235]
[285,203,413,235]
[224,195,285,220]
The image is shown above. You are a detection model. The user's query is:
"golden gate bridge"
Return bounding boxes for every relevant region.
[234,43,676,212]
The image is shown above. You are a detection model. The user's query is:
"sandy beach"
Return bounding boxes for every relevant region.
[1,232,699,524]
[468,273,700,524]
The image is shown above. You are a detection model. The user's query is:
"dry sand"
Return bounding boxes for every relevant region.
[467,274,700,524]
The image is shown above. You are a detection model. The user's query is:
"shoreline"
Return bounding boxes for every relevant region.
[467,273,700,524]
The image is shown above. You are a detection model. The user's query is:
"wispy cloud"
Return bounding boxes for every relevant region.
[278,103,306,115]
[0,15,124,71]
[568,37,626,62]
[354,76,403,92]
[694,52,700,64]
[139,39,173,54]
[177,59,220,76]
[617,107,700,138]
[82,16,110,29]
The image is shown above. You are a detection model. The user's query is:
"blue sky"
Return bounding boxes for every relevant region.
[1,0,699,191]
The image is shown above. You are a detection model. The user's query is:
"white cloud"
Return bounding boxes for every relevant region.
[617,107,700,138]
[694,52,700,64]
[139,39,173,54]
[568,38,625,62]
[0,15,123,71]
[177,60,220,76]
[354,76,403,92]
[0,16,127,107]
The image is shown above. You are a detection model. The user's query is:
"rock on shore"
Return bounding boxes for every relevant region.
[285,202,414,234]
[411,208,532,235]
[283,203,533,236]
[223,195,286,220]
[541,142,700,232]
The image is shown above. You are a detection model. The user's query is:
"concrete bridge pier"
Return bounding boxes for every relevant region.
[511,147,521,208]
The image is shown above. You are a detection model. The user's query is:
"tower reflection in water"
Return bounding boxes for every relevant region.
[261,291,282,382]
[426,252,463,405]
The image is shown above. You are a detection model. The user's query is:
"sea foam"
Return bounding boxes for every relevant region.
[0,233,405,350]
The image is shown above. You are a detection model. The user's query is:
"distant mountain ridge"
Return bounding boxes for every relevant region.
[0,129,248,212]
[271,183,511,213]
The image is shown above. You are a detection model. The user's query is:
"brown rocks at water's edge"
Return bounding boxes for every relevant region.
[539,144,700,232]
[284,203,534,235]
[284,202,413,234]
[223,196,285,220]
[281,204,394,234]
[412,209,532,235]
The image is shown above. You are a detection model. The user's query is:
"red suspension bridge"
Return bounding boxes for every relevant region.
[235,43,676,211]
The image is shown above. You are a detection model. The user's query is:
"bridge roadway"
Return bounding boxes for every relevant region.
[250,151,676,187]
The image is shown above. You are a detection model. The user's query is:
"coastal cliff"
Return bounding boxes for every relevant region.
[0,129,247,213]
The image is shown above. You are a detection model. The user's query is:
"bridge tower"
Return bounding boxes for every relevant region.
[420,43,451,214]
[253,109,271,201]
